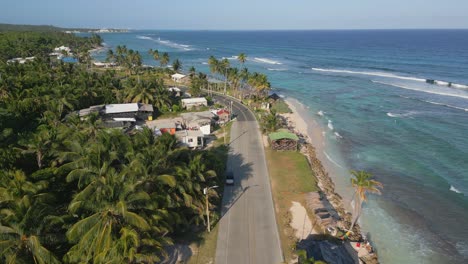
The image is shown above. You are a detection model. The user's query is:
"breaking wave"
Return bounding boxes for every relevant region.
[323,151,343,168]
[267,68,287,71]
[386,111,419,118]
[312,67,468,89]
[373,81,468,100]
[399,95,468,112]
[327,120,334,130]
[252,57,282,65]
[136,35,193,51]
[450,185,463,194]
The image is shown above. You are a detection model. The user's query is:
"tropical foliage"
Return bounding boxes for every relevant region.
[0,30,227,263]
[207,55,271,97]
[349,170,383,231]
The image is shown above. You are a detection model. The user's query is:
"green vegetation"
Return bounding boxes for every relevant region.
[0,30,101,61]
[207,55,271,98]
[0,30,228,263]
[349,170,383,232]
[265,148,318,262]
[260,109,281,133]
[271,99,292,114]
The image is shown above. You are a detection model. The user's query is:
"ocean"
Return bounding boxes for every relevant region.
[88,30,468,263]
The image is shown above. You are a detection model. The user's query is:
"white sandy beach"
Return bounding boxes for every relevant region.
[281,98,355,211]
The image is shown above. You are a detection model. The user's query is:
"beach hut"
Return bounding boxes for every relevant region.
[268,129,299,151]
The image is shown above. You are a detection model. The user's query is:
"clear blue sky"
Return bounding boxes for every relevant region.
[2,0,468,29]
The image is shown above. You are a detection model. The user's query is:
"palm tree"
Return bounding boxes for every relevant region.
[172,59,181,72]
[348,170,383,232]
[188,66,196,78]
[160,52,170,67]
[237,53,247,67]
[220,58,230,94]
[124,80,155,104]
[208,56,219,75]
[0,170,60,264]
[17,128,52,169]
[261,109,280,133]
[149,48,160,65]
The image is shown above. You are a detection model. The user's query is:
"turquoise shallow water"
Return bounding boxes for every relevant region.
[89,30,468,263]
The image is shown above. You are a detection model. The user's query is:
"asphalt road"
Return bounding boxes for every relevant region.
[214,95,283,264]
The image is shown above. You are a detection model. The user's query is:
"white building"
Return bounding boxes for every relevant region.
[181,97,208,110]
[176,130,204,148]
[171,73,187,83]
[181,111,214,135]
[7,57,35,64]
[54,46,72,53]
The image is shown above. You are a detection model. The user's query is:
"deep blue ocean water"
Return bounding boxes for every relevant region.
[89,30,468,263]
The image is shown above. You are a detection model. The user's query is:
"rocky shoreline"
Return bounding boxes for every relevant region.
[281,98,379,264]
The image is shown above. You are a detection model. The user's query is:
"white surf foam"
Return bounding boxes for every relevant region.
[313,67,468,89]
[421,100,468,112]
[386,111,419,118]
[317,110,324,117]
[222,56,238,60]
[137,35,152,40]
[252,57,282,65]
[267,68,287,71]
[323,151,343,168]
[334,132,343,139]
[312,67,426,82]
[450,185,463,194]
[455,242,468,258]
[399,95,468,112]
[136,35,193,51]
[327,120,334,130]
[373,81,468,100]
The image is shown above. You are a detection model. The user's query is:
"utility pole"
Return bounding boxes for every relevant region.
[204,186,219,232]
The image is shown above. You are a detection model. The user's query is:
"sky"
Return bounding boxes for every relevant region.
[1,0,468,30]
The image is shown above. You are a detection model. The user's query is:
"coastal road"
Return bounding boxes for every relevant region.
[214,94,283,264]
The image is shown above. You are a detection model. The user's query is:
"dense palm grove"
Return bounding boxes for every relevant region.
[0,31,227,263]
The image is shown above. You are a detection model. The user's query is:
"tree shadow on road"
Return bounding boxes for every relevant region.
[218,151,255,218]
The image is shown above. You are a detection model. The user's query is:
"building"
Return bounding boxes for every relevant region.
[54,46,72,53]
[268,129,299,151]
[176,130,204,148]
[7,57,35,64]
[146,118,183,135]
[167,87,182,97]
[216,109,230,124]
[181,97,208,110]
[181,111,215,135]
[171,73,187,83]
[93,61,117,68]
[77,103,154,128]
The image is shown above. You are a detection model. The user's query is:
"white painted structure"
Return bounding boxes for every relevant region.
[176,130,204,148]
[181,97,208,110]
[171,73,187,83]
[181,111,214,135]
[104,103,140,114]
[7,57,35,64]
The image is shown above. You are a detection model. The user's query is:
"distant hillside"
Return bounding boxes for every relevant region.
[0,23,128,33]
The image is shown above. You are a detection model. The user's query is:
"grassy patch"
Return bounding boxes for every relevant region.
[187,224,219,264]
[213,121,234,146]
[265,148,318,262]
[271,99,292,114]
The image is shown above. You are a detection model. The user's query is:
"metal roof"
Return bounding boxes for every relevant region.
[105,103,139,114]
[181,97,207,104]
[268,129,299,141]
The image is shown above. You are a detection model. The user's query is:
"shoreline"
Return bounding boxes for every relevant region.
[280,97,379,263]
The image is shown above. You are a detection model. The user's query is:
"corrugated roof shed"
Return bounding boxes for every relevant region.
[105,103,139,114]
